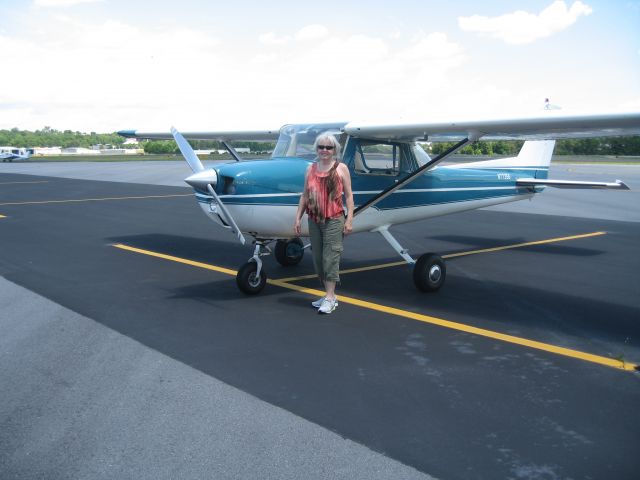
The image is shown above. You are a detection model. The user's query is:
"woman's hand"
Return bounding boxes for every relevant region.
[343,218,353,235]
[294,218,302,236]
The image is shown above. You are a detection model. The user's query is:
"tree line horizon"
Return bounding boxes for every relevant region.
[2,127,639,156]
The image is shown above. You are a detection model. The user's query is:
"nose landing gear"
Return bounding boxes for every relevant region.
[236,238,306,294]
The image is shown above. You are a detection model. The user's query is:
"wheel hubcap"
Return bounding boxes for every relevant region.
[286,243,302,259]
[428,265,441,283]
[248,273,261,287]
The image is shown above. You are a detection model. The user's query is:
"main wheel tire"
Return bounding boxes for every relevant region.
[236,261,267,294]
[413,253,446,292]
[274,238,305,266]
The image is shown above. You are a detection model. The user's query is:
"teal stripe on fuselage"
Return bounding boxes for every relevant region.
[197,159,544,211]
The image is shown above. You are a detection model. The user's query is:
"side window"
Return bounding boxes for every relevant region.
[362,143,399,175]
[352,140,419,176]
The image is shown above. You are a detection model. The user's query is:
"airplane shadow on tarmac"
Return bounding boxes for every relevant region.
[107,232,638,354]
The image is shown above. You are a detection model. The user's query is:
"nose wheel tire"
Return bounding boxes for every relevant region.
[413,253,446,292]
[236,261,267,294]
[275,238,305,266]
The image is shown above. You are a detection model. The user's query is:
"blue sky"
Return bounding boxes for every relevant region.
[0,0,638,132]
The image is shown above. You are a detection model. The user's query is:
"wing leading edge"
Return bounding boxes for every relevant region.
[344,111,640,142]
[117,129,280,142]
[118,111,640,144]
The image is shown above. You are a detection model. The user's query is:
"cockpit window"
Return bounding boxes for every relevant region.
[350,139,420,175]
[272,123,347,159]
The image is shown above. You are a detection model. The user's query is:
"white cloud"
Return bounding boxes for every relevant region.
[258,32,291,45]
[251,52,279,64]
[458,1,593,45]
[34,0,103,7]
[399,32,465,64]
[3,12,474,131]
[0,17,226,131]
[295,24,329,41]
[3,10,633,133]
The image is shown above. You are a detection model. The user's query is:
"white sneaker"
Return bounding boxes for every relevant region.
[318,298,338,314]
[311,297,325,308]
[312,297,339,308]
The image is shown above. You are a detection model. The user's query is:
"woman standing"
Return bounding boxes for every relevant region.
[294,133,354,314]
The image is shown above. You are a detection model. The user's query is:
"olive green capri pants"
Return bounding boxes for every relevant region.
[308,216,345,284]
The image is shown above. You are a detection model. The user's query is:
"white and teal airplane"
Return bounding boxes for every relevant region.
[118,111,640,294]
[1,146,32,162]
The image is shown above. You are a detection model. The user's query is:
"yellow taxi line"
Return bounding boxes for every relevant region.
[113,244,237,276]
[443,231,607,258]
[277,231,607,282]
[112,242,637,372]
[269,278,637,371]
[0,193,192,206]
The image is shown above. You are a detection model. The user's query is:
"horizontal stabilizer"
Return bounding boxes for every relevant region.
[516,178,630,190]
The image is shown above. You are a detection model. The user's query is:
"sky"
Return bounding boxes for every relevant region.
[0,0,638,133]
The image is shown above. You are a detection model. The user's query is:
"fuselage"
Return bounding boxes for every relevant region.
[186,123,550,239]
[192,144,547,239]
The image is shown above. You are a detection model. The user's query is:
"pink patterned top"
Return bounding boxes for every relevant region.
[305,161,344,223]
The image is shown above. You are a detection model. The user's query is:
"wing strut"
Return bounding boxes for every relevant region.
[221,141,242,162]
[353,136,478,217]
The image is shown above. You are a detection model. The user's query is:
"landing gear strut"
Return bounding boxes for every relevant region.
[375,226,447,292]
[236,237,306,294]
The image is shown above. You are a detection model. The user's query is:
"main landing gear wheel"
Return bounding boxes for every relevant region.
[236,261,267,295]
[274,238,305,266]
[413,253,446,292]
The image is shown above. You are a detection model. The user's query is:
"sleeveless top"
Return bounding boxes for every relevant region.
[305,161,344,223]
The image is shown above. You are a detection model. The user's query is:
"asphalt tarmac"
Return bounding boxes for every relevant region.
[1,161,639,480]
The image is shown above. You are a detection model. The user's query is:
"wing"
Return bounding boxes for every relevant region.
[344,111,640,142]
[117,129,280,142]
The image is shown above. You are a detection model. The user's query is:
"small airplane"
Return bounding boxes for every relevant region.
[118,110,640,294]
[0,146,32,162]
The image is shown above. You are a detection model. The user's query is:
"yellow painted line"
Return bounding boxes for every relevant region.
[0,180,49,185]
[277,231,607,282]
[443,231,607,259]
[0,214,6,219]
[112,243,237,276]
[0,193,192,206]
[277,261,407,282]
[113,242,637,372]
[271,280,638,372]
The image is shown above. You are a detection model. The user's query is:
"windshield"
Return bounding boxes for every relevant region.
[272,123,347,159]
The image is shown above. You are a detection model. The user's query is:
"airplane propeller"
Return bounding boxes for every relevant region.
[171,127,246,246]
[171,126,205,173]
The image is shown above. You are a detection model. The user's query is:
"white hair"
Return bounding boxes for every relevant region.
[313,133,341,161]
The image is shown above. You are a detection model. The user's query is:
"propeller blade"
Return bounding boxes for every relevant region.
[172,126,246,245]
[171,126,205,173]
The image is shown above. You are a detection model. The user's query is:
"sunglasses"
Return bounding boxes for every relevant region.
[317,145,335,150]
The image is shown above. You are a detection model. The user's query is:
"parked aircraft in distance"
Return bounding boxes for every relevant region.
[119,110,640,294]
[1,146,32,162]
